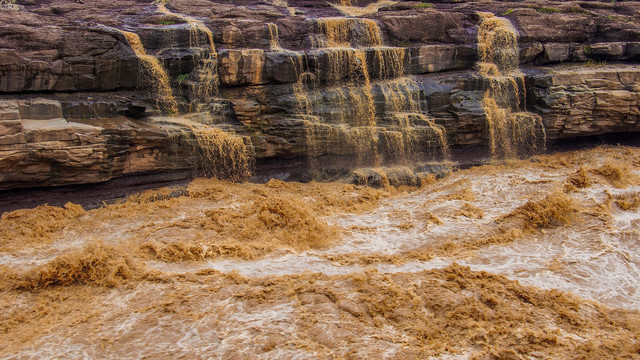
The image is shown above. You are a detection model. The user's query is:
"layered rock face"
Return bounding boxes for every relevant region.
[1,0,640,189]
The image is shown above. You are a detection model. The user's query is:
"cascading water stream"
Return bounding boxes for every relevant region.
[267,23,282,51]
[157,4,219,105]
[272,17,449,167]
[157,4,215,50]
[120,30,179,114]
[121,15,251,180]
[477,12,546,158]
[329,0,398,16]
[187,125,253,181]
[311,18,383,48]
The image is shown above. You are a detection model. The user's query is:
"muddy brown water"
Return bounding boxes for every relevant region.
[1,145,640,359]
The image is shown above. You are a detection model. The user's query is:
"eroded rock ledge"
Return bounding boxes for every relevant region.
[1,0,639,190]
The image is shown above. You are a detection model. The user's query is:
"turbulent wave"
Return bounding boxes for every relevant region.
[1,146,640,358]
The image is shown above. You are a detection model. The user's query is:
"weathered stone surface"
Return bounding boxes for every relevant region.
[1,0,640,189]
[412,45,456,74]
[232,98,262,118]
[62,100,119,120]
[410,45,475,74]
[516,12,597,44]
[0,101,20,121]
[265,51,303,84]
[533,67,640,138]
[137,25,211,52]
[0,116,196,190]
[0,120,23,137]
[375,11,466,46]
[519,42,544,64]
[18,99,63,120]
[542,43,572,63]
[219,49,266,85]
[589,42,626,60]
[244,116,309,158]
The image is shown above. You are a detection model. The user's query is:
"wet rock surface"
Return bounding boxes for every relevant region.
[1,0,640,189]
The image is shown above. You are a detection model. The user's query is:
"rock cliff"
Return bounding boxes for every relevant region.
[1,0,640,189]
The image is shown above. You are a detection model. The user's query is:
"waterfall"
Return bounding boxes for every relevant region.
[267,23,282,51]
[157,4,219,106]
[120,30,179,114]
[316,19,446,163]
[188,125,253,181]
[310,18,383,48]
[270,0,297,16]
[152,6,254,179]
[477,12,546,158]
[122,10,252,180]
[268,17,448,168]
[157,4,215,50]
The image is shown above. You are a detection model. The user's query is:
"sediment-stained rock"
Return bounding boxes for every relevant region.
[1,0,639,189]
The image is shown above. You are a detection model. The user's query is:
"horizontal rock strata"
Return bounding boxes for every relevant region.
[1,0,639,189]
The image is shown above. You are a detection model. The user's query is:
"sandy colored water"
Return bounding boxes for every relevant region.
[1,146,640,359]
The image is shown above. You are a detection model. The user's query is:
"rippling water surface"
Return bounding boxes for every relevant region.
[1,146,639,359]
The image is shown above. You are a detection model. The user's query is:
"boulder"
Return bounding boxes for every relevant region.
[18,99,64,120]
[410,44,474,74]
[588,42,626,60]
[347,167,422,188]
[519,42,544,64]
[219,49,266,85]
[541,43,572,63]
[265,51,304,84]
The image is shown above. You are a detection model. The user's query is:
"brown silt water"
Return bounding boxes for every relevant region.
[2,146,640,358]
[477,13,546,159]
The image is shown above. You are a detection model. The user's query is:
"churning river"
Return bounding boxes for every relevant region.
[1,145,640,359]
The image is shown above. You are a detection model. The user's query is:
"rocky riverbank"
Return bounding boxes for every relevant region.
[1,0,639,189]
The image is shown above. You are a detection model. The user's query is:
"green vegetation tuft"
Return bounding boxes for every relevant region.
[583,45,592,55]
[536,7,561,13]
[536,6,588,15]
[415,2,434,9]
[567,6,589,15]
[177,74,189,82]
[160,20,175,25]
[585,59,607,67]
[501,9,515,16]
